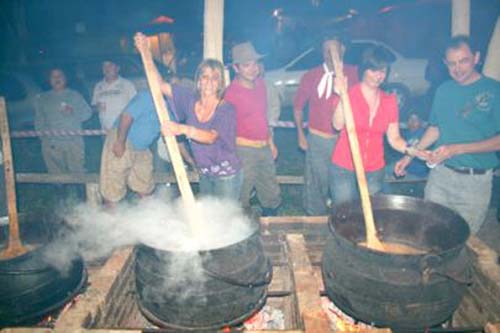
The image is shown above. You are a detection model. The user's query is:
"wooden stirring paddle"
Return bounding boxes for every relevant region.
[0,97,29,259]
[328,46,385,251]
[136,35,202,238]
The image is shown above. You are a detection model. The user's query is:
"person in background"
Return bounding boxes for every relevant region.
[395,35,500,234]
[385,112,429,181]
[330,46,429,205]
[225,42,281,216]
[400,112,429,178]
[293,32,359,215]
[35,67,92,174]
[92,59,137,131]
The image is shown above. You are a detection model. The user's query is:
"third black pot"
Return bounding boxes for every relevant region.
[322,194,471,331]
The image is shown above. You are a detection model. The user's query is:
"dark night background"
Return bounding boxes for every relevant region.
[1,0,499,67]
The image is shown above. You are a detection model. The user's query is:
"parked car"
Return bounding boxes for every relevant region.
[265,39,431,113]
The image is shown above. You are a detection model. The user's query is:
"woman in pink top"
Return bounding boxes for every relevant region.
[329,46,428,205]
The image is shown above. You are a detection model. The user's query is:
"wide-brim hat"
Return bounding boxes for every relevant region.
[231,42,265,64]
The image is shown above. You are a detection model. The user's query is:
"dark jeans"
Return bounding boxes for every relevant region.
[303,133,336,215]
[329,163,385,205]
[199,171,243,200]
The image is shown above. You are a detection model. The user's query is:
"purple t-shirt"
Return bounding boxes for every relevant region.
[172,85,241,177]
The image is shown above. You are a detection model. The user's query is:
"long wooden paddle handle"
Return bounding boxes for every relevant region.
[0,97,23,251]
[328,48,382,249]
[137,41,202,235]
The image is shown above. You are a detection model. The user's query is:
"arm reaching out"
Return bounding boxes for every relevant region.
[134,32,172,97]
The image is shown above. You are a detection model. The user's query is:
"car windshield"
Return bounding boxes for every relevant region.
[287,49,322,72]
[282,41,398,72]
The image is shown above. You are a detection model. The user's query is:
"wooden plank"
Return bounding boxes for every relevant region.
[15,173,425,185]
[0,97,29,259]
[203,0,224,61]
[286,234,331,333]
[261,216,328,225]
[452,0,470,36]
[54,248,134,331]
[483,17,500,81]
[467,236,500,287]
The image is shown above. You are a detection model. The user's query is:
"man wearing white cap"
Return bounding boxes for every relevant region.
[225,42,281,216]
[293,32,358,215]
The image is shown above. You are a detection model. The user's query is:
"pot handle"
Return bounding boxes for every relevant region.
[420,254,472,286]
[202,257,273,288]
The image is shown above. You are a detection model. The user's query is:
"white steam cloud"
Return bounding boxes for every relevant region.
[42,194,257,304]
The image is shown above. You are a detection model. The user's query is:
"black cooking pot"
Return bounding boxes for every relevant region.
[0,243,87,327]
[135,228,271,330]
[322,195,471,331]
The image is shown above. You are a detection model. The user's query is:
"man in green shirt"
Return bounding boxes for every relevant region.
[35,68,92,174]
[395,35,500,234]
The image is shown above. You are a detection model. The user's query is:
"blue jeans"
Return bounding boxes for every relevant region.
[329,163,385,205]
[199,171,243,200]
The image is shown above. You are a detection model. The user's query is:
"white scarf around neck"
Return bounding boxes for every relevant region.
[317,63,335,99]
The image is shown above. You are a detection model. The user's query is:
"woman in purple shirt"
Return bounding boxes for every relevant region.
[159,59,242,199]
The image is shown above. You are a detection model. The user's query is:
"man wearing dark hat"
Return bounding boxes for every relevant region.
[92,59,137,130]
[225,42,281,216]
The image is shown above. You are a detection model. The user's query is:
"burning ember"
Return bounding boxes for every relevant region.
[243,305,285,330]
[36,294,83,327]
[321,297,380,332]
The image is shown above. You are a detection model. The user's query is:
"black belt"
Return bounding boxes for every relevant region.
[444,164,489,175]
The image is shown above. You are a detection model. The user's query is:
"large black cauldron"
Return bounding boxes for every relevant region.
[135,228,271,330]
[0,244,87,327]
[322,195,471,331]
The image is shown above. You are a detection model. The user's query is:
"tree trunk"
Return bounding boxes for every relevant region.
[451,0,470,36]
[203,0,224,61]
[482,16,500,81]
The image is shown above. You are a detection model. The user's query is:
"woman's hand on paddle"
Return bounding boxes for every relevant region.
[134,33,150,54]
[333,75,348,96]
[161,120,183,137]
